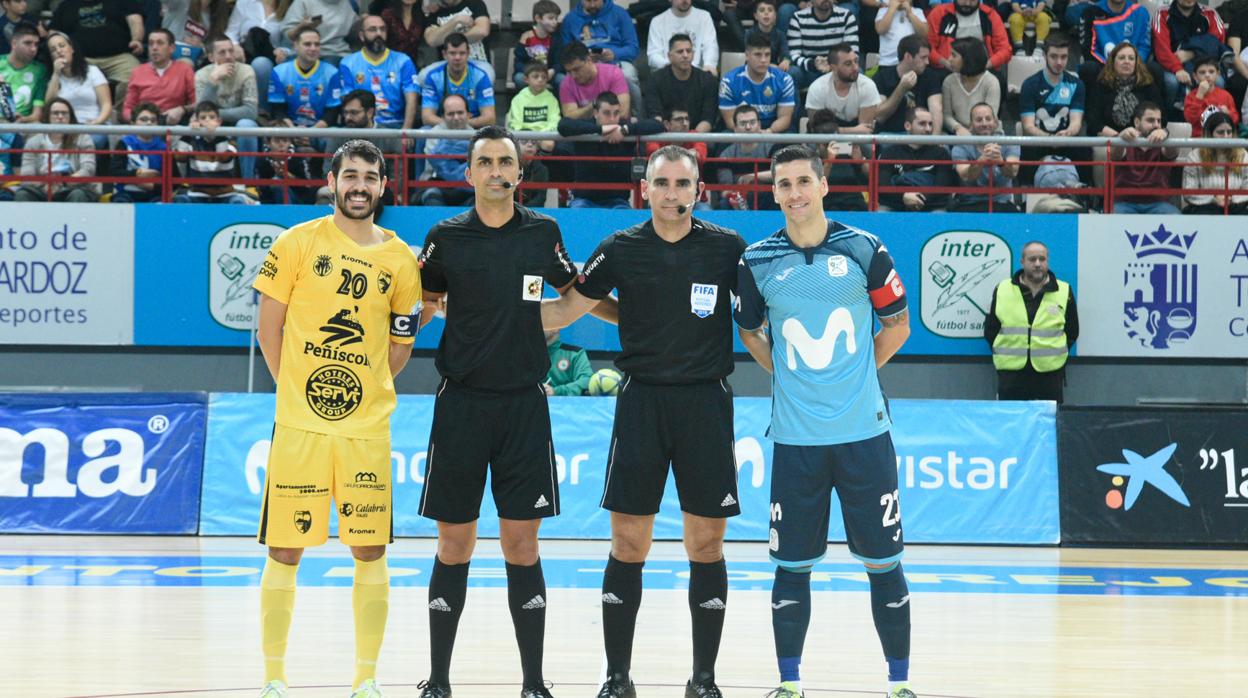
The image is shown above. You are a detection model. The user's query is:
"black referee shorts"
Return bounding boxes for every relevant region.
[418,378,560,523]
[600,377,740,518]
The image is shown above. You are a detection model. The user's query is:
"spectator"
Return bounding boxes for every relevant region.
[51,0,144,88]
[1184,55,1238,136]
[1182,109,1248,213]
[172,99,256,203]
[715,104,774,209]
[110,100,165,203]
[786,0,857,89]
[339,15,419,129]
[544,330,592,396]
[647,0,718,74]
[13,97,99,202]
[421,0,493,79]
[124,29,197,124]
[1077,0,1151,82]
[808,107,870,211]
[718,32,796,132]
[1224,3,1248,113]
[518,137,550,207]
[420,32,494,126]
[514,0,563,88]
[377,0,424,64]
[560,41,631,119]
[951,102,1021,211]
[878,106,954,210]
[508,61,560,149]
[557,91,663,208]
[319,88,401,201]
[941,36,1000,135]
[235,1,291,113]
[875,0,928,67]
[196,34,260,177]
[927,0,1011,74]
[806,43,881,133]
[1153,0,1227,115]
[1110,100,1180,214]
[417,93,472,206]
[1019,33,1087,182]
[560,0,640,89]
[874,33,943,133]
[44,31,111,152]
[257,132,322,203]
[0,22,44,123]
[745,0,788,72]
[267,27,342,129]
[281,0,358,64]
[0,0,38,56]
[1008,0,1050,58]
[1085,41,1162,137]
[984,240,1078,402]
[646,33,718,132]
[645,107,709,173]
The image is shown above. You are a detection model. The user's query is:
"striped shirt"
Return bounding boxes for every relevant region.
[787,5,858,72]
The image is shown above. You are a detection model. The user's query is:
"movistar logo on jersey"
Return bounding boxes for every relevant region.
[781,308,857,370]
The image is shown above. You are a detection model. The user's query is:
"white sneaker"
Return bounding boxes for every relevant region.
[1031,47,1044,60]
[350,678,384,698]
[259,680,289,698]
[1014,47,1026,56]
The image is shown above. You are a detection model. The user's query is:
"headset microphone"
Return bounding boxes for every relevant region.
[501,181,514,189]
[676,204,688,214]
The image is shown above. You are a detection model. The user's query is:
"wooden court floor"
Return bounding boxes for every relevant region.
[2,536,1245,698]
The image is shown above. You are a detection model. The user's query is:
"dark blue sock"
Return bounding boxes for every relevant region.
[771,566,811,682]
[868,563,911,681]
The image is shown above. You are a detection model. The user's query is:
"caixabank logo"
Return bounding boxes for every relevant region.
[1123,224,1197,349]
[209,223,287,330]
[1096,443,1191,511]
[919,231,1011,338]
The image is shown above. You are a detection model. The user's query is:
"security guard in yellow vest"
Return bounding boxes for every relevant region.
[983,241,1079,402]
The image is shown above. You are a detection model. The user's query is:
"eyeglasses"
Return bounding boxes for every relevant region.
[736,118,759,128]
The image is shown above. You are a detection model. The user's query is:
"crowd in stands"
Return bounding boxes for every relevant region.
[0,0,1245,211]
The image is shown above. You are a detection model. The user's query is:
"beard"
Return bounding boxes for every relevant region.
[336,187,380,220]
[367,37,386,54]
[955,2,978,14]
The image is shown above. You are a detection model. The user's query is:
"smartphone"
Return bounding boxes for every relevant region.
[590,47,604,54]
[311,14,323,22]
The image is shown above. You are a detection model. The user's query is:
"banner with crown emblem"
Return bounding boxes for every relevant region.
[1077,215,1248,358]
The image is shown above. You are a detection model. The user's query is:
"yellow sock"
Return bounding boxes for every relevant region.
[352,555,390,689]
[260,558,299,684]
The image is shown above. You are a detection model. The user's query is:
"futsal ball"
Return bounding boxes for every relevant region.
[588,368,623,396]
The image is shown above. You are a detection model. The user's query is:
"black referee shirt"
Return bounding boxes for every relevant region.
[575,218,747,385]
[419,205,577,391]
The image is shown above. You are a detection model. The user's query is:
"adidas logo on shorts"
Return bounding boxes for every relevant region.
[429,597,453,612]
[522,595,546,610]
[534,495,550,509]
[698,597,726,610]
[721,493,737,507]
[602,593,624,605]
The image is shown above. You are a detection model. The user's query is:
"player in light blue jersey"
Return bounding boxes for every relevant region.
[337,15,420,129]
[735,145,915,698]
[267,27,343,128]
[717,34,796,132]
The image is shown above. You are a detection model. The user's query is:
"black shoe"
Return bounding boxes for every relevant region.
[521,681,555,698]
[596,673,637,698]
[685,677,723,698]
[417,680,452,698]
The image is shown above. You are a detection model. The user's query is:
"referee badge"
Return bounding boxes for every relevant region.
[690,283,718,318]
[522,275,544,301]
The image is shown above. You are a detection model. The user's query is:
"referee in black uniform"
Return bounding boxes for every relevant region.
[542,145,747,698]
[416,126,599,698]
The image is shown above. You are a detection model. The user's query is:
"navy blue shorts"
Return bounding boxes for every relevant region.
[768,431,904,567]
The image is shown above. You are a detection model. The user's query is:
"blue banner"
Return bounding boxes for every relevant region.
[201,393,1057,544]
[131,205,1077,355]
[0,393,207,534]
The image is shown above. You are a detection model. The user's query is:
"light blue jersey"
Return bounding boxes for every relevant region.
[718,65,796,129]
[268,59,342,127]
[337,49,419,127]
[735,220,908,446]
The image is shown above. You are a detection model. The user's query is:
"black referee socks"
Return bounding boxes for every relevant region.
[688,558,728,682]
[427,557,470,686]
[601,554,645,678]
[506,559,548,688]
